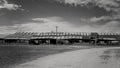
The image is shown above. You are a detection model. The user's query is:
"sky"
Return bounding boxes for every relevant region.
[0,0,120,35]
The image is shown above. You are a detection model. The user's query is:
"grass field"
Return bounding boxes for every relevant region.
[0,45,92,68]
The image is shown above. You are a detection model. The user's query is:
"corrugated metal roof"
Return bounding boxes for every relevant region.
[4,32,120,40]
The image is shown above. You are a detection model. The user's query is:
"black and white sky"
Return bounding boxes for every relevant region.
[0,0,120,34]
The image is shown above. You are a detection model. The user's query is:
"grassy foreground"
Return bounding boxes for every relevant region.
[0,45,92,68]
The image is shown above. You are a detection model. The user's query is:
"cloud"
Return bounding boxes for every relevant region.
[19,17,74,32]
[55,0,120,12]
[55,0,120,26]
[79,15,120,33]
[0,16,120,35]
[100,21,120,32]
[0,0,21,10]
[32,17,63,23]
[0,25,18,34]
[55,0,120,22]
[89,16,111,22]
[0,17,75,34]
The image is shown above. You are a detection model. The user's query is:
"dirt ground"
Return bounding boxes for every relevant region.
[14,47,120,68]
[0,45,91,68]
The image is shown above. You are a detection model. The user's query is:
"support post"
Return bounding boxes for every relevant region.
[56,26,58,33]
[56,26,58,45]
